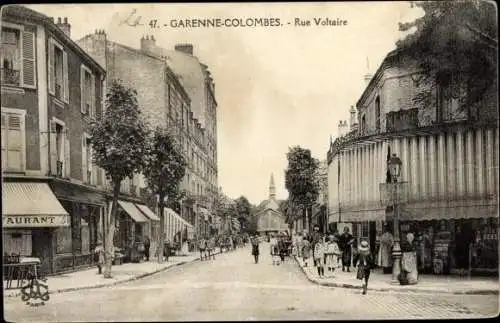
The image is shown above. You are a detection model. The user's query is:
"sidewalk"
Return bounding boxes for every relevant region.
[294,256,499,295]
[3,254,201,298]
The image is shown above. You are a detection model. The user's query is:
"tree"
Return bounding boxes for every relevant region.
[285,146,320,233]
[143,126,187,263]
[397,1,497,119]
[89,80,149,278]
[235,196,252,232]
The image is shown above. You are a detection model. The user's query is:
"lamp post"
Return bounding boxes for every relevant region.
[388,153,403,282]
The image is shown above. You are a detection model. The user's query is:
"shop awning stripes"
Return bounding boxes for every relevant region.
[2,182,70,227]
[118,200,149,223]
[135,204,160,221]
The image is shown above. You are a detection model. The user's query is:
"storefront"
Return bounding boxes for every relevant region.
[114,200,149,249]
[50,179,106,273]
[2,181,71,275]
[135,203,160,256]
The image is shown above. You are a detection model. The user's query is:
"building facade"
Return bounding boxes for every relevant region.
[255,174,288,236]
[76,32,218,239]
[2,6,108,274]
[327,45,498,275]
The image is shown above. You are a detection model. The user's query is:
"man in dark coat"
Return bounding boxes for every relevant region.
[338,227,354,272]
[143,236,151,261]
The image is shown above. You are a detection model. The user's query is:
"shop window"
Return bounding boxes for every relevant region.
[56,226,72,254]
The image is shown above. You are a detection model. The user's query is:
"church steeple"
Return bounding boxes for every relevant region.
[269,173,276,200]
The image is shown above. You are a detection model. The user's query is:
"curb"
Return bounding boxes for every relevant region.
[4,255,204,298]
[294,256,499,296]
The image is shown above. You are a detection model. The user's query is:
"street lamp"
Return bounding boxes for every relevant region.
[388,153,402,282]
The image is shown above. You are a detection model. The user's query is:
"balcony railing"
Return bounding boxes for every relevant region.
[55,83,62,100]
[1,68,21,86]
[386,108,419,133]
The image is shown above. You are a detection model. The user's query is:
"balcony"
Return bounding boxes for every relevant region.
[1,68,20,86]
[386,108,419,133]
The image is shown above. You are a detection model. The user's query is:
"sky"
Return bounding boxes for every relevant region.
[26,2,423,205]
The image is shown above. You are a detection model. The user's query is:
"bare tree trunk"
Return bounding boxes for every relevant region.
[104,182,120,279]
[157,195,165,264]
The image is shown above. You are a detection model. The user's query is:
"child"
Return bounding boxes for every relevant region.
[325,235,342,274]
[94,241,105,275]
[313,239,326,278]
[355,240,374,295]
[302,237,311,267]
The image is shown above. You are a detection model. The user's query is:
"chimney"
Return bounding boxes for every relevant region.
[174,44,194,55]
[349,106,358,131]
[56,17,71,37]
[94,29,107,41]
[140,35,156,53]
[338,120,348,137]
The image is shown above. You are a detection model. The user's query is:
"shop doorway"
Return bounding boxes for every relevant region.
[32,228,53,275]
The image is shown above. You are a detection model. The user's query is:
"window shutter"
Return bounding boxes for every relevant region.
[91,73,96,118]
[48,40,55,95]
[63,51,69,103]
[6,114,23,171]
[80,65,86,114]
[1,114,7,170]
[22,31,36,88]
[65,130,71,178]
[82,136,88,182]
[49,121,57,175]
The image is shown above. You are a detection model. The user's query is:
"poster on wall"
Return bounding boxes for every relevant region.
[337,222,352,234]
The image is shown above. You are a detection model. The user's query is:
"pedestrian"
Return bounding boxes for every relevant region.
[355,240,375,295]
[313,239,326,278]
[207,236,216,260]
[143,235,151,261]
[198,237,207,261]
[251,235,260,264]
[94,241,105,275]
[296,233,304,258]
[302,237,311,267]
[400,232,418,285]
[270,234,280,265]
[377,226,394,274]
[325,235,341,274]
[339,227,354,272]
[278,235,287,264]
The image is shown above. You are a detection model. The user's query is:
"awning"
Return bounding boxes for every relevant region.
[338,208,386,223]
[135,204,160,221]
[393,203,498,221]
[118,200,148,223]
[164,208,194,229]
[2,182,70,228]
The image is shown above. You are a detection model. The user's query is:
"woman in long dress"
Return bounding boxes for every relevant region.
[325,235,342,275]
[377,227,394,274]
[401,232,418,284]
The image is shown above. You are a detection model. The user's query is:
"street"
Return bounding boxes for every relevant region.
[4,244,498,321]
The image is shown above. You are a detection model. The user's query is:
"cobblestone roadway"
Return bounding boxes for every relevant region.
[4,244,498,321]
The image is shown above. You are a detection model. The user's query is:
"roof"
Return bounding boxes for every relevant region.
[2,5,106,75]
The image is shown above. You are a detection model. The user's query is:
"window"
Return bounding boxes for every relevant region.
[1,110,26,172]
[437,73,460,122]
[80,65,95,117]
[1,25,36,88]
[375,96,381,132]
[82,133,96,184]
[49,38,68,102]
[361,115,366,135]
[1,28,21,86]
[49,119,70,177]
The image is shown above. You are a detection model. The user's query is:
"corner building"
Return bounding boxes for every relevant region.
[327,47,498,276]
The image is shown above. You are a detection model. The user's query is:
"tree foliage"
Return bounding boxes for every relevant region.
[397,0,497,114]
[285,146,320,228]
[143,126,186,263]
[235,195,252,233]
[89,79,149,278]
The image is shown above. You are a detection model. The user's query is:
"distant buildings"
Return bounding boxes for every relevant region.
[254,174,288,236]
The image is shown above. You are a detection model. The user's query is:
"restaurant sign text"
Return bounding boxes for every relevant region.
[3,215,70,227]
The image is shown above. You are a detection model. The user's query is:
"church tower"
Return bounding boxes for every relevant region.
[269,173,276,200]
